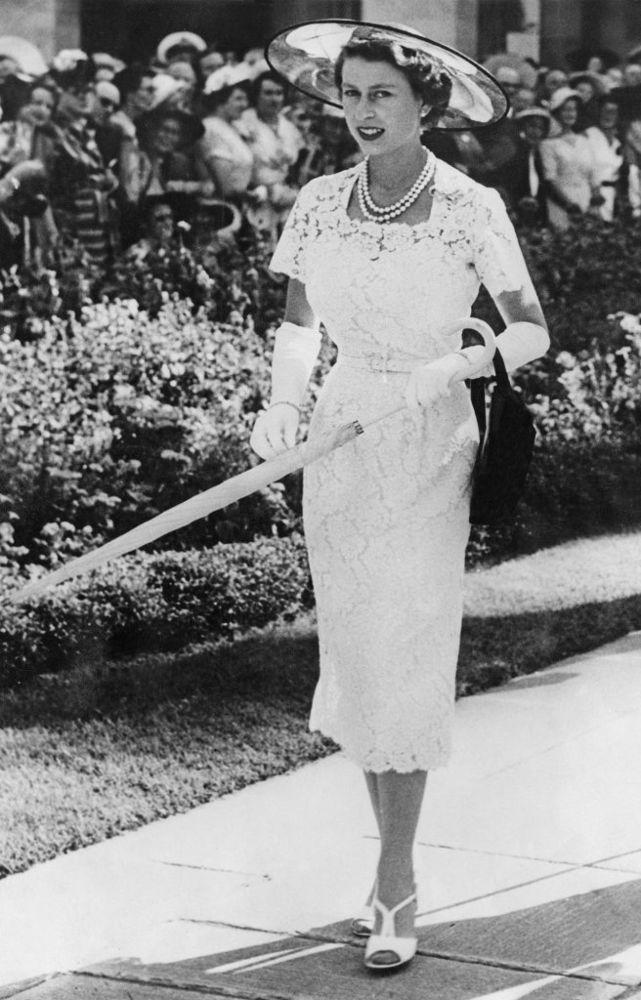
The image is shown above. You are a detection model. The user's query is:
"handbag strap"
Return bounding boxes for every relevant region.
[470,346,509,439]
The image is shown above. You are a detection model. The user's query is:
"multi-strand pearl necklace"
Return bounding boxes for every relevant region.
[357,150,436,224]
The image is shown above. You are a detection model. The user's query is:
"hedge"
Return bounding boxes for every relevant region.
[2,427,640,689]
[0,535,311,689]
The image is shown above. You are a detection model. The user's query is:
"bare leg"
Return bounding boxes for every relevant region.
[362,771,382,906]
[373,769,427,940]
[364,770,382,834]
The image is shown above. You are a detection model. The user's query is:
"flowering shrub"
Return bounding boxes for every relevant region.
[0,231,287,341]
[517,216,641,355]
[526,313,641,443]
[0,296,297,564]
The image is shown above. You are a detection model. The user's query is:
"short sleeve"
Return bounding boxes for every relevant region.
[471,186,530,298]
[269,180,318,283]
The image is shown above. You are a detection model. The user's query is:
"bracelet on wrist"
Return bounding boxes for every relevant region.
[267,400,301,415]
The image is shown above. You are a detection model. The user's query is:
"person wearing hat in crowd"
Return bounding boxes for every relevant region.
[110,63,156,142]
[0,46,31,121]
[198,45,225,83]
[506,107,552,225]
[0,78,58,170]
[91,79,123,166]
[119,79,208,244]
[540,86,601,229]
[251,19,548,973]
[293,103,361,187]
[585,94,624,221]
[92,52,126,84]
[236,69,305,244]
[569,71,605,130]
[123,192,180,263]
[166,59,199,112]
[156,31,206,69]
[471,65,522,192]
[48,49,119,266]
[196,63,254,201]
[537,66,569,109]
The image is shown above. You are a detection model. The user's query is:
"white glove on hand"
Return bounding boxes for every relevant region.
[405,353,470,410]
[250,402,300,460]
[250,322,321,460]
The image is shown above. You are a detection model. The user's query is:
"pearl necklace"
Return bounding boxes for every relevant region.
[357,150,436,223]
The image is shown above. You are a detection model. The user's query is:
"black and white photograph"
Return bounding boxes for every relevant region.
[1,1,641,998]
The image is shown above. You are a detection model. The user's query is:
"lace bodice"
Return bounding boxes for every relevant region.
[270,159,528,366]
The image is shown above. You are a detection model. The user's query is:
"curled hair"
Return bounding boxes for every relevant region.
[334,38,452,125]
[250,70,286,105]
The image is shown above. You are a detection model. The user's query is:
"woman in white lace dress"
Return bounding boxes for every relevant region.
[251,22,549,973]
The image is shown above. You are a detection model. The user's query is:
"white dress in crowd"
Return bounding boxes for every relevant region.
[237,107,304,239]
[270,160,533,773]
[585,125,623,222]
[539,132,599,230]
[198,115,253,198]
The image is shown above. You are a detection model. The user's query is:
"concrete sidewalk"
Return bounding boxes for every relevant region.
[3,632,641,1000]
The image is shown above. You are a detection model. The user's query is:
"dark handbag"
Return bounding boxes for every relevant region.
[469,347,536,525]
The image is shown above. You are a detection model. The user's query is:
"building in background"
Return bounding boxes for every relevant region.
[2,0,641,72]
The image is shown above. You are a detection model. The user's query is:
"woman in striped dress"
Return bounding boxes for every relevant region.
[49,50,118,267]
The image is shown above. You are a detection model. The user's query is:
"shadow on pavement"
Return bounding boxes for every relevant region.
[80,875,641,1000]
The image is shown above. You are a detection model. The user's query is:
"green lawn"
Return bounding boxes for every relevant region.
[2,530,641,878]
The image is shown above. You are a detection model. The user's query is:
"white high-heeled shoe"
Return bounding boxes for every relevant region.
[350,904,374,937]
[350,881,376,937]
[364,891,417,971]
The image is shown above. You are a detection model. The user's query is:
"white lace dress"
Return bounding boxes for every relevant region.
[270,160,529,773]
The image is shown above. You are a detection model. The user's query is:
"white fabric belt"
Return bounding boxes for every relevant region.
[337,352,431,374]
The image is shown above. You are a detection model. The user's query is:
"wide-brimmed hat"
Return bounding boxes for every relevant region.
[92,52,126,77]
[568,71,607,96]
[49,49,95,90]
[203,63,253,96]
[549,86,582,113]
[265,19,508,130]
[157,31,206,65]
[0,36,48,78]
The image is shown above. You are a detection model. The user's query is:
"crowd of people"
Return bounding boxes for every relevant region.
[1,30,641,273]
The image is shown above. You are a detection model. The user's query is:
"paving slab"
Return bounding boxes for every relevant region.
[0,973,246,999]
[417,877,641,986]
[84,932,619,1000]
[3,632,641,999]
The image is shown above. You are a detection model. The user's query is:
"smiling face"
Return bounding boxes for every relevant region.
[340,57,424,157]
[151,114,183,154]
[220,86,249,121]
[557,97,579,130]
[25,86,55,125]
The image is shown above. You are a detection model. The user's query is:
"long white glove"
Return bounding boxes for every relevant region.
[405,352,473,410]
[495,321,550,372]
[250,321,321,459]
[405,319,548,410]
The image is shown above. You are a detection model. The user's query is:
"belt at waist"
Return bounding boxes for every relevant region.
[337,351,432,374]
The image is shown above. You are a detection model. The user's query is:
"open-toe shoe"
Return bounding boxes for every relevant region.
[363,891,417,971]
